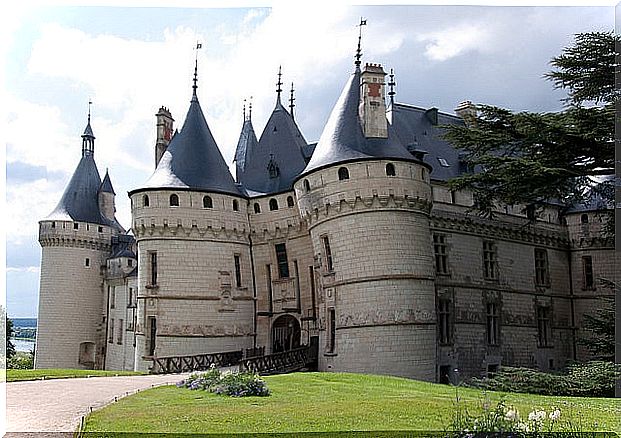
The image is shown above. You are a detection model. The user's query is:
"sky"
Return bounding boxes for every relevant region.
[2,2,615,318]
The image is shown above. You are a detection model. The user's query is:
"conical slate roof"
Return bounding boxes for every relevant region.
[233,118,259,183]
[301,69,413,176]
[139,96,240,195]
[82,120,94,138]
[240,98,308,194]
[100,169,115,194]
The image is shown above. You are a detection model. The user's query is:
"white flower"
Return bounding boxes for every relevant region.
[549,408,561,421]
[505,408,519,421]
[528,409,546,422]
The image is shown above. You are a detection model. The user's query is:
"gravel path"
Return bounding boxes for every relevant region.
[5,372,191,433]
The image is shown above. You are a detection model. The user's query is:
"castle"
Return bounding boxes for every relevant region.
[35,47,614,382]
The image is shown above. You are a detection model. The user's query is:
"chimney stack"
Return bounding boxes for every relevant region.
[359,63,388,138]
[454,100,477,127]
[155,106,174,168]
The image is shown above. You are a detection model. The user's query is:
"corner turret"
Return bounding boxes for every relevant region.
[155,106,174,167]
[98,169,116,222]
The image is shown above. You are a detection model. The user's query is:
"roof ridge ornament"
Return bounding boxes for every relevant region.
[388,68,396,106]
[355,18,367,70]
[249,96,253,120]
[276,66,283,103]
[289,82,295,121]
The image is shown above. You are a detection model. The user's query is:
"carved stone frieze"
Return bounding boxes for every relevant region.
[157,322,253,337]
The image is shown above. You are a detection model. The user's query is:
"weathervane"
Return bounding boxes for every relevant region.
[289,82,295,120]
[87,100,92,123]
[193,41,202,97]
[355,18,367,69]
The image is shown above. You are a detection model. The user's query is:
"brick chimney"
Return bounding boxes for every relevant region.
[155,106,174,168]
[359,63,388,138]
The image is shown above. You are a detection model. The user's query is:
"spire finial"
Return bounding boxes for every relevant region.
[276,66,283,101]
[193,41,202,98]
[88,100,92,123]
[388,68,396,106]
[289,82,295,121]
[243,99,247,121]
[355,18,367,69]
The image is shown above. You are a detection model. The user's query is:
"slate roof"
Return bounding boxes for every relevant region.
[388,103,465,181]
[110,234,136,259]
[100,169,115,194]
[138,94,241,196]
[45,154,124,231]
[233,118,259,182]
[239,98,308,194]
[300,69,414,176]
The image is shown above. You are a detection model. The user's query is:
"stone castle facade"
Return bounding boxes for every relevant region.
[35,53,614,381]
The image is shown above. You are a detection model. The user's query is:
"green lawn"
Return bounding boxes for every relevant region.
[84,372,621,434]
[6,368,146,382]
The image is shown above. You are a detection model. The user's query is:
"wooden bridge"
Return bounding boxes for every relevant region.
[148,343,317,375]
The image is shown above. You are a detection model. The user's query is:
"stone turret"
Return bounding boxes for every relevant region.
[129,70,253,371]
[155,106,174,168]
[294,65,436,380]
[36,112,122,370]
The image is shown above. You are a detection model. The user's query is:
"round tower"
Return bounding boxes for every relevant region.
[36,113,122,369]
[294,63,436,380]
[130,70,254,371]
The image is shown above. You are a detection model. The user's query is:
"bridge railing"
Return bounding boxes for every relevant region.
[240,344,318,375]
[149,349,243,374]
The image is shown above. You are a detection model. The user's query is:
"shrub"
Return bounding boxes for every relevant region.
[9,351,34,369]
[468,361,620,397]
[177,366,270,397]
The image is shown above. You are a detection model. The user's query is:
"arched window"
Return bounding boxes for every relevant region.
[143,195,150,207]
[254,203,261,214]
[203,196,213,208]
[169,194,179,207]
[233,200,239,211]
[287,196,294,207]
[338,167,349,181]
[386,163,396,176]
[303,179,311,192]
[581,213,589,224]
[269,198,279,211]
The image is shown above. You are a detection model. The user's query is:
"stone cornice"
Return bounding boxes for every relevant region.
[431,210,570,249]
[39,235,111,251]
[132,222,249,242]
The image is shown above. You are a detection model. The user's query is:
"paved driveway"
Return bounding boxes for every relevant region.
[5,373,190,433]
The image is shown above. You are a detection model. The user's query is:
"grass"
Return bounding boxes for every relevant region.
[83,372,621,434]
[6,368,147,382]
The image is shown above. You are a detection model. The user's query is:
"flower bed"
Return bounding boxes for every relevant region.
[177,366,270,397]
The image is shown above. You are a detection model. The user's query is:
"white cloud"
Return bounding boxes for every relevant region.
[417,24,491,61]
[6,266,40,274]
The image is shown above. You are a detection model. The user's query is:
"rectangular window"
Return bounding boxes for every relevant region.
[438,298,452,344]
[582,256,594,290]
[266,264,273,313]
[73,223,79,230]
[322,235,333,272]
[534,248,549,286]
[108,318,114,344]
[85,258,90,268]
[309,266,317,319]
[128,287,135,307]
[149,252,158,286]
[327,308,336,354]
[234,254,242,288]
[110,286,116,309]
[148,316,157,356]
[483,241,497,280]
[275,243,289,278]
[433,234,449,275]
[127,310,135,331]
[117,319,123,344]
[537,306,551,347]
[486,302,500,346]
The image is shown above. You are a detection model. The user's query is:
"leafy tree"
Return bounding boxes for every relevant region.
[5,313,16,362]
[442,31,617,218]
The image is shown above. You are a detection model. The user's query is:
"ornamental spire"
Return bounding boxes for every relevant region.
[289,82,295,121]
[276,66,283,102]
[388,68,396,106]
[192,41,202,99]
[81,100,95,157]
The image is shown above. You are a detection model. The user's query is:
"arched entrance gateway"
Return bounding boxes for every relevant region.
[271,315,301,353]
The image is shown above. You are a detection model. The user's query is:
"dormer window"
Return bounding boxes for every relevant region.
[203,196,213,208]
[338,167,349,181]
[268,157,280,179]
[169,194,179,207]
[437,158,450,167]
[269,198,279,211]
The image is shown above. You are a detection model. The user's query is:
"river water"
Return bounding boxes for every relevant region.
[12,339,35,352]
